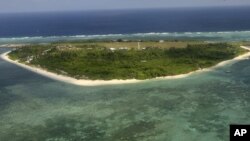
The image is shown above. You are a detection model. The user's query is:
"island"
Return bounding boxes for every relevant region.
[2,40,250,86]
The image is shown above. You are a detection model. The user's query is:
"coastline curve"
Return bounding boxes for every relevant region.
[1,46,250,86]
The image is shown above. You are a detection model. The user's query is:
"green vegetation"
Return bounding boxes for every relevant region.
[8,41,247,80]
[52,40,204,49]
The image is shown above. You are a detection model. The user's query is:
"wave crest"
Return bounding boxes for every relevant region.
[1,31,250,44]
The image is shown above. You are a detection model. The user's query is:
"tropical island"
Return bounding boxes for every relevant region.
[2,40,250,85]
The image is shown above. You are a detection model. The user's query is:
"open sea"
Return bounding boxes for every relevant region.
[1,6,250,141]
[1,6,250,44]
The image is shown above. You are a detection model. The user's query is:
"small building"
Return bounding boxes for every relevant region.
[109,48,116,51]
[119,47,129,50]
[159,40,165,43]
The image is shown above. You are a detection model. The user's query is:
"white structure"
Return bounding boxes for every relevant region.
[109,48,116,51]
[137,42,140,50]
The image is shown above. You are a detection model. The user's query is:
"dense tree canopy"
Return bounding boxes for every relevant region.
[9,42,246,80]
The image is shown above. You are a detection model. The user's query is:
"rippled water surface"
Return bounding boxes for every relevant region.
[0,48,250,141]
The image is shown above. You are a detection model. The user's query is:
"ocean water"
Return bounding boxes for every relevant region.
[1,6,250,141]
[1,46,250,141]
[1,6,250,44]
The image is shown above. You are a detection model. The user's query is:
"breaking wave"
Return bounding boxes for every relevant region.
[1,31,250,44]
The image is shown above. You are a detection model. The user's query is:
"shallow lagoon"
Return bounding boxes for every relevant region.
[0,48,250,141]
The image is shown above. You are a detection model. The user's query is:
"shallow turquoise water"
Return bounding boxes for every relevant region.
[0,48,250,141]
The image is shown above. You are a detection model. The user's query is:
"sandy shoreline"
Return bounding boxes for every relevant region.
[0,44,27,48]
[1,46,250,86]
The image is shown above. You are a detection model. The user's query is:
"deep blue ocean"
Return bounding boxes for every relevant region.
[1,6,250,43]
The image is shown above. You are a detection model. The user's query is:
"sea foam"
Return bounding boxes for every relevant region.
[1,31,250,45]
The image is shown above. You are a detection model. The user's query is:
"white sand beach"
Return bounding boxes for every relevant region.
[0,44,27,48]
[1,46,250,86]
